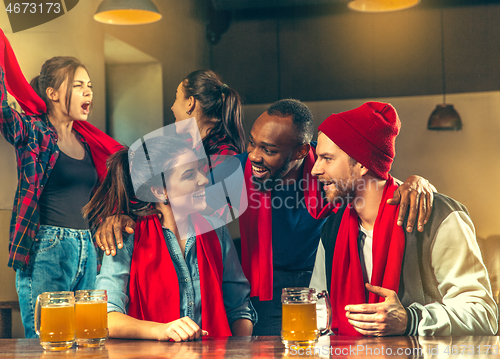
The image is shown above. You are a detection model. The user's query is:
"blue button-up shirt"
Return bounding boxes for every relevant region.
[96,216,257,327]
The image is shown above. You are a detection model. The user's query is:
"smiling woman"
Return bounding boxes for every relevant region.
[83,136,256,341]
[0,30,123,339]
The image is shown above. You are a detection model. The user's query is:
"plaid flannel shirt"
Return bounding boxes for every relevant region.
[197,134,240,174]
[1,68,88,270]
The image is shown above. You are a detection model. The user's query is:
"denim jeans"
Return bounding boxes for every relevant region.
[15,225,97,338]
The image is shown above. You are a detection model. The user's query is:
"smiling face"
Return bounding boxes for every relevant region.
[52,66,93,121]
[311,132,364,205]
[247,112,301,190]
[165,150,209,219]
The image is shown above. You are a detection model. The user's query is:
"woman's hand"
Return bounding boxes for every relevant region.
[95,214,136,256]
[152,317,208,342]
[108,312,207,341]
[387,175,436,233]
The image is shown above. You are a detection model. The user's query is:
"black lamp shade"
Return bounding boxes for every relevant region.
[427,104,462,131]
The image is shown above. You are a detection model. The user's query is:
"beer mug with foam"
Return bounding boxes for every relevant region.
[35,291,76,351]
[281,287,332,348]
[75,289,109,347]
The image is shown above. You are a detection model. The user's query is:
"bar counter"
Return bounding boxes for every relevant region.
[0,335,499,358]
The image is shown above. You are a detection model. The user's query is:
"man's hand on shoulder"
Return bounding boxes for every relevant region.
[95,214,136,256]
[387,175,435,233]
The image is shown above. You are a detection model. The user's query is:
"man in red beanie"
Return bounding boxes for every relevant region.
[310,102,498,336]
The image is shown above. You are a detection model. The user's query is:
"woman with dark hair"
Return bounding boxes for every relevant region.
[0,30,122,337]
[88,136,255,341]
[95,70,246,255]
[171,69,245,173]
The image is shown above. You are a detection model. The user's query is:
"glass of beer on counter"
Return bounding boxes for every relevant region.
[75,289,108,347]
[35,291,76,351]
[281,287,331,348]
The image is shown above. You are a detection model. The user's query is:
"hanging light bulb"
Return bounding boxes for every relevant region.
[427,104,462,131]
[94,0,162,25]
[427,9,462,131]
[348,0,420,13]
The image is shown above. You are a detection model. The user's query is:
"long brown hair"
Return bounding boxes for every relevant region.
[83,136,191,229]
[182,69,245,155]
[30,56,88,114]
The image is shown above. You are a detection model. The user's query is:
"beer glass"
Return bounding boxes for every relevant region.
[34,291,76,351]
[281,287,331,348]
[75,289,108,347]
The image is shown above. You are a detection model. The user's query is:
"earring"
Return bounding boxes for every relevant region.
[186,110,192,115]
[164,198,169,205]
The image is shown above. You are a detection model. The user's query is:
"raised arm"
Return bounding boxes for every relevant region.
[0,67,30,146]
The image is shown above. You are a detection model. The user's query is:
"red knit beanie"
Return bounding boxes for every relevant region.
[318,102,400,180]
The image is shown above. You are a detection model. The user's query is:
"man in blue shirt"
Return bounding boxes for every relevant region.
[205,99,434,335]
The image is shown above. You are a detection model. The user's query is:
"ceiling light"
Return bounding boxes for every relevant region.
[427,105,462,131]
[94,0,162,25]
[348,0,420,13]
[427,9,462,131]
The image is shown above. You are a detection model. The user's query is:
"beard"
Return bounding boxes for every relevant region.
[251,153,293,192]
[325,177,357,207]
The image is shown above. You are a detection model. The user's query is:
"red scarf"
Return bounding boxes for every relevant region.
[0,29,122,182]
[128,213,232,337]
[330,176,405,336]
[72,121,122,181]
[239,147,336,300]
[0,29,46,115]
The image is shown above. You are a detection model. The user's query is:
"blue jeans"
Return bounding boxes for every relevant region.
[15,225,97,338]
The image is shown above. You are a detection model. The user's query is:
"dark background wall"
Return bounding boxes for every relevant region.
[209,1,500,104]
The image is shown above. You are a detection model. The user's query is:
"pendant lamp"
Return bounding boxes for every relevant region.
[427,104,462,131]
[427,9,462,131]
[94,0,162,25]
[348,0,420,12]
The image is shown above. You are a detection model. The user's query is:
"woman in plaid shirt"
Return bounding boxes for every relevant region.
[1,32,121,338]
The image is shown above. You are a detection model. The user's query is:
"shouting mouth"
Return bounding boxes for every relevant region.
[81,101,91,115]
[252,164,269,179]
